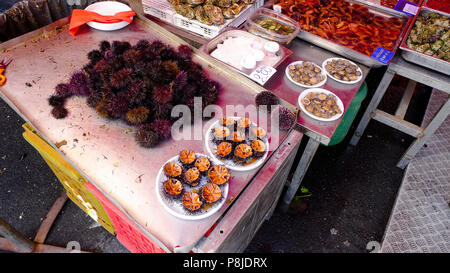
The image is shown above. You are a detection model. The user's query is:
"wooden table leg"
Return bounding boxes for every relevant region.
[281,137,320,212]
[350,70,396,146]
[397,96,450,169]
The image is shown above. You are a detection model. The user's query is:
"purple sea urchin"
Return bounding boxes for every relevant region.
[51,106,68,119]
[50,39,220,149]
[272,106,296,130]
[135,124,159,148]
[48,95,65,107]
[69,71,91,97]
[152,85,173,104]
[126,107,150,124]
[111,68,133,89]
[255,91,279,108]
[107,94,130,118]
[150,119,172,140]
[55,83,72,98]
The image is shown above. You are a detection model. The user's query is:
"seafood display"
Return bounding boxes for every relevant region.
[380,0,421,9]
[158,152,230,214]
[405,11,450,61]
[167,0,254,25]
[425,0,450,13]
[287,61,326,87]
[206,117,270,171]
[300,90,343,120]
[276,0,406,56]
[48,40,221,149]
[253,17,295,36]
[323,58,362,83]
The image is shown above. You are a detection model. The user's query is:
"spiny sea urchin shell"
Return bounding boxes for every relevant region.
[255,91,279,109]
[55,83,72,98]
[51,106,68,119]
[127,80,147,104]
[87,50,104,65]
[48,95,65,107]
[69,71,91,97]
[107,94,130,117]
[135,124,159,148]
[126,107,150,124]
[177,44,193,60]
[150,119,172,140]
[152,85,173,104]
[111,68,133,89]
[272,105,296,130]
[99,40,111,53]
[135,39,150,51]
[95,98,109,118]
[123,49,142,66]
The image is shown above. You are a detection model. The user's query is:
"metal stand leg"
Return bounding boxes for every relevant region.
[281,137,320,212]
[397,97,450,169]
[350,70,396,146]
[0,191,89,253]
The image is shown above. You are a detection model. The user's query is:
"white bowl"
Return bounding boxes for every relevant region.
[85,1,133,32]
[285,61,327,88]
[298,88,344,122]
[155,154,229,221]
[322,58,363,85]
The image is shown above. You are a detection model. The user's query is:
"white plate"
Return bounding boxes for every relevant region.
[205,117,269,172]
[85,1,133,32]
[322,58,363,85]
[155,153,229,221]
[285,61,327,88]
[298,88,344,122]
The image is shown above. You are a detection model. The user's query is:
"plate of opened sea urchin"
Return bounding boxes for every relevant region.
[48,39,220,149]
[155,151,230,220]
[205,117,270,172]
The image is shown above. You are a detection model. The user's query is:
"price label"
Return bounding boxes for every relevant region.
[371,47,395,65]
[394,0,419,16]
[249,66,277,86]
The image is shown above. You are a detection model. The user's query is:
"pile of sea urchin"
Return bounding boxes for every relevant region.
[48,40,221,148]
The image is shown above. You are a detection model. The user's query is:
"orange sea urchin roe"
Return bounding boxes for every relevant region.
[202,183,222,203]
[208,165,230,185]
[164,179,183,195]
[185,167,200,183]
[237,118,251,128]
[195,157,211,172]
[179,150,196,164]
[217,142,232,157]
[214,126,230,139]
[234,143,253,159]
[182,191,203,211]
[164,162,182,177]
[251,126,267,139]
[251,140,266,152]
[221,117,235,126]
[232,131,246,143]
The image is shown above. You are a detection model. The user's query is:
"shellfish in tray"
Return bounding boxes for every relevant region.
[173,3,195,20]
[221,7,235,19]
[184,0,205,7]
[204,4,225,25]
[195,5,213,25]
[213,0,232,8]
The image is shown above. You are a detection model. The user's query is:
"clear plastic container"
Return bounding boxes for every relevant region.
[244,8,300,45]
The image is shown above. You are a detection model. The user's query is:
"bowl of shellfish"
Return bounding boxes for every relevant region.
[285,61,327,88]
[322,58,363,84]
[155,151,230,220]
[298,89,344,122]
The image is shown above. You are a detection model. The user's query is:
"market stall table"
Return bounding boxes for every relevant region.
[0,13,301,252]
[350,55,450,169]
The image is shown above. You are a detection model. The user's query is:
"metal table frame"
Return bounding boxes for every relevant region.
[350,55,450,169]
